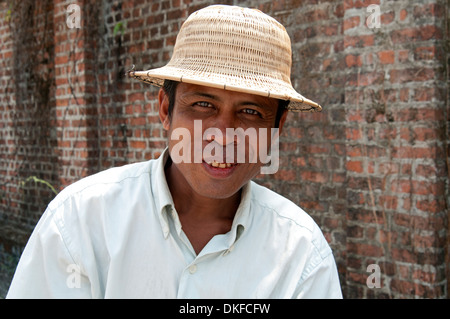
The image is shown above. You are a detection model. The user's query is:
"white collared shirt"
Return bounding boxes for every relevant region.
[7,149,342,298]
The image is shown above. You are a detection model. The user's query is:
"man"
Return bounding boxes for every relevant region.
[7,5,342,298]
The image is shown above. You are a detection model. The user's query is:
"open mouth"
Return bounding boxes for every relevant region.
[205,160,237,169]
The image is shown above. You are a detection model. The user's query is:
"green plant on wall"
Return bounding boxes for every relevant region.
[113,21,127,36]
[5,3,12,22]
[19,176,58,196]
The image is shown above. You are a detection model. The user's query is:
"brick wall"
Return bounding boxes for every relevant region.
[0,0,449,298]
[0,0,57,258]
[339,0,449,298]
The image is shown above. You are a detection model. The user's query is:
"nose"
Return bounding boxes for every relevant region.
[205,131,237,146]
[205,112,238,146]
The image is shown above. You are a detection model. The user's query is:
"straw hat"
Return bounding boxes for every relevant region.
[128,5,321,112]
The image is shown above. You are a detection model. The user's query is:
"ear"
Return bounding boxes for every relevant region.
[158,88,170,130]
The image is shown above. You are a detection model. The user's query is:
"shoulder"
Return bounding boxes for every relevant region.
[48,160,155,211]
[41,160,159,264]
[249,181,331,258]
[250,181,316,232]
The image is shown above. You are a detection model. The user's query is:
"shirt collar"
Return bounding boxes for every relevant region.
[151,148,175,238]
[151,147,253,244]
[230,181,252,241]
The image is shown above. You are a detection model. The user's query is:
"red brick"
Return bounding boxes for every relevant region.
[381,11,395,25]
[346,160,363,173]
[344,34,374,48]
[346,128,362,140]
[413,268,436,283]
[391,25,443,44]
[399,9,408,21]
[343,16,360,31]
[129,140,146,149]
[300,171,328,183]
[416,198,446,213]
[389,68,436,83]
[273,169,296,182]
[378,50,395,64]
[379,195,398,210]
[347,243,384,257]
[344,0,380,9]
[345,54,362,67]
[127,92,145,104]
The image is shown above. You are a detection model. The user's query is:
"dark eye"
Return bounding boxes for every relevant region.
[194,101,213,108]
[242,108,261,116]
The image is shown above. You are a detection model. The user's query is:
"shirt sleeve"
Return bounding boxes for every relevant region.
[294,252,343,299]
[6,207,92,299]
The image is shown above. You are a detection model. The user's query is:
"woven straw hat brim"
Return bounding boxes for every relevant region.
[130,67,322,112]
[128,5,322,113]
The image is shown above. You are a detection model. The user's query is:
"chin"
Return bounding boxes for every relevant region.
[191,181,242,200]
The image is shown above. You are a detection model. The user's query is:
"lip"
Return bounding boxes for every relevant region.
[202,160,238,178]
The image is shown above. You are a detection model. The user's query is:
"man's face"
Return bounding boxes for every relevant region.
[159,82,287,200]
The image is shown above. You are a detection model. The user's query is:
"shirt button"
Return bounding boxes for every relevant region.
[189,264,197,274]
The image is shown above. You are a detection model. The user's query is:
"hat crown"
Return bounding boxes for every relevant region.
[168,5,293,87]
[130,5,321,112]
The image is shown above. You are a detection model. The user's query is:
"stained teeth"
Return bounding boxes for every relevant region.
[208,161,233,168]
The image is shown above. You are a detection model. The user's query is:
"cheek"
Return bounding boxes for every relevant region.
[168,125,210,164]
[239,128,274,164]
[168,125,194,164]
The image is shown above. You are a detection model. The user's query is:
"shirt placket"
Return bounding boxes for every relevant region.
[165,205,244,298]
[176,237,231,298]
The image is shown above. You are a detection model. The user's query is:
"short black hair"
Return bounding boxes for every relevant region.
[162,80,288,128]
[162,79,179,120]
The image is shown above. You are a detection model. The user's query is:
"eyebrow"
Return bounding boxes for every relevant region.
[185,91,272,111]
[185,91,222,102]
